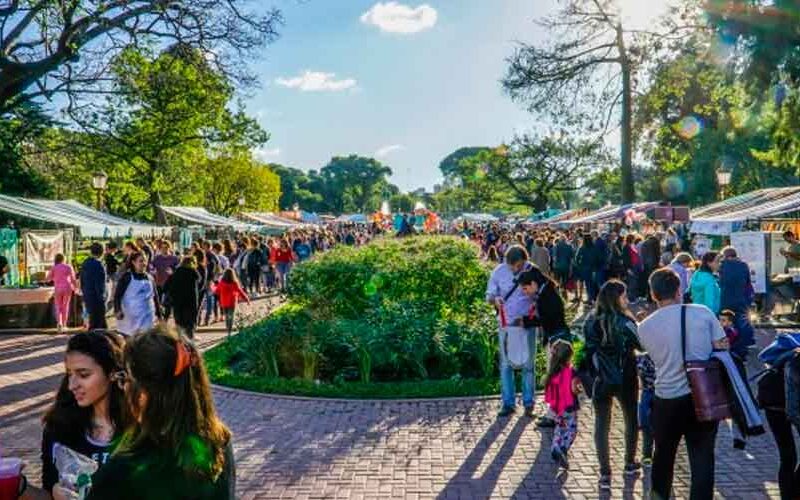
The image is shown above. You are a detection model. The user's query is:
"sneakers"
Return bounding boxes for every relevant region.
[598,475,611,490]
[624,462,642,476]
[524,406,536,418]
[536,416,556,428]
[497,406,515,418]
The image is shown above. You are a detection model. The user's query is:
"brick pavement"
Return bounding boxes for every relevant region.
[0,327,785,499]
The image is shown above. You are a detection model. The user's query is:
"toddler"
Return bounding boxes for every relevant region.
[636,352,656,466]
[544,339,581,469]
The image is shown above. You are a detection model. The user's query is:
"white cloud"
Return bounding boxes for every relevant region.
[253,147,281,162]
[375,144,403,158]
[275,71,357,92]
[360,2,437,34]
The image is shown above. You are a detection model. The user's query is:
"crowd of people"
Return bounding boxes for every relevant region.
[483,222,800,499]
[13,224,382,499]
[41,225,375,339]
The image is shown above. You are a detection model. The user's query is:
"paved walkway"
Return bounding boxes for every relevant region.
[0,329,784,499]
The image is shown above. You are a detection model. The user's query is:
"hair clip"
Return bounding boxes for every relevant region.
[174,341,192,376]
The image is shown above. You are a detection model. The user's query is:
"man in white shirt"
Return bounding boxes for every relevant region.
[638,268,729,500]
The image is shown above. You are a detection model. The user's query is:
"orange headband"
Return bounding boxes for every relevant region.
[174,341,192,377]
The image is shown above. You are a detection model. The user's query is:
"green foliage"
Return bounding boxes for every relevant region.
[0,104,54,197]
[318,155,394,213]
[212,237,505,393]
[202,152,281,216]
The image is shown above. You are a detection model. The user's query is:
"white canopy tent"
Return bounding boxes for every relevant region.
[691,187,800,235]
[240,212,303,229]
[0,195,171,238]
[159,206,259,231]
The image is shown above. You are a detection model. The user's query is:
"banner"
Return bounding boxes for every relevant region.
[730,231,767,294]
[693,235,712,258]
[24,231,65,274]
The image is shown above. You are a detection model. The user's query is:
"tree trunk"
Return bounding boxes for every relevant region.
[618,25,635,204]
[151,190,166,224]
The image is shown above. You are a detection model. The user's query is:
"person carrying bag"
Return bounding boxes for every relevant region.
[639,268,730,500]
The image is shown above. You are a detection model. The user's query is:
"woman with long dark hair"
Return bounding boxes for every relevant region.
[585,279,642,490]
[515,265,569,344]
[86,326,235,499]
[20,331,127,500]
[165,256,202,339]
[690,251,721,314]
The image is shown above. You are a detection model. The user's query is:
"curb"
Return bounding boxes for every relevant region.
[211,383,503,404]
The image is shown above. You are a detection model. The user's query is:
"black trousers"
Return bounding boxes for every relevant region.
[651,394,718,500]
[593,376,639,475]
[173,306,197,339]
[765,409,800,500]
[86,302,107,330]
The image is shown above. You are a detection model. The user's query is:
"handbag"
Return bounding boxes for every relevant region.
[681,305,733,422]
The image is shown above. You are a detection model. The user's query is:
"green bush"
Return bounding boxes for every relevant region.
[215,236,499,387]
[207,236,584,398]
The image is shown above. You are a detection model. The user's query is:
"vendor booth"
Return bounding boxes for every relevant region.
[159,206,261,235]
[0,195,171,329]
[240,212,304,234]
[690,187,800,321]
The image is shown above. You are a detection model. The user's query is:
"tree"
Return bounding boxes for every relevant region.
[0,102,53,196]
[269,164,324,211]
[390,193,416,213]
[438,147,491,185]
[502,0,702,203]
[202,152,280,216]
[465,136,607,211]
[0,0,281,114]
[69,45,268,220]
[319,155,393,213]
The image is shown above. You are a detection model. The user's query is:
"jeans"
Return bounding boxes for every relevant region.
[204,290,216,322]
[277,262,292,290]
[498,327,535,409]
[639,388,654,459]
[765,409,800,500]
[652,394,718,500]
[223,307,235,336]
[593,376,639,475]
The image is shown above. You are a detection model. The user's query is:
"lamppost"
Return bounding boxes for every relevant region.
[716,167,732,201]
[92,171,108,211]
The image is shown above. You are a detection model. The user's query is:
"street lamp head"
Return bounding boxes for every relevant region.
[716,168,732,187]
[92,171,108,190]
[238,197,246,207]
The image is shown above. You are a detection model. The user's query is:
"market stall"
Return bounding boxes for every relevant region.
[0,195,171,328]
[689,187,800,321]
[240,212,304,234]
[159,206,261,235]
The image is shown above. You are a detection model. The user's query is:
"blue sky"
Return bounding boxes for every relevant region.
[245,1,548,192]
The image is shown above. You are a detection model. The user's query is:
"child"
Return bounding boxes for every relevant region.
[543,339,581,469]
[720,309,739,346]
[636,352,656,466]
[213,269,251,337]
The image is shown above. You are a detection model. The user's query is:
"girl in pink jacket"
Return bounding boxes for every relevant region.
[46,254,77,332]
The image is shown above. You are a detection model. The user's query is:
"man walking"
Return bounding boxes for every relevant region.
[80,242,108,329]
[638,268,729,499]
[486,245,536,418]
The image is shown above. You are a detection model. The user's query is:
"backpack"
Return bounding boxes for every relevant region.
[588,314,636,390]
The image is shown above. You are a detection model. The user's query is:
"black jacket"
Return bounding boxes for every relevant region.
[521,282,568,342]
[80,257,107,308]
[165,267,202,312]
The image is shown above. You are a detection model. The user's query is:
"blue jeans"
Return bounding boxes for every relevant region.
[499,327,536,408]
[639,388,655,458]
[204,289,216,321]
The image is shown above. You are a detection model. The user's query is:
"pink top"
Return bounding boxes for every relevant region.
[46,263,77,293]
[544,364,576,416]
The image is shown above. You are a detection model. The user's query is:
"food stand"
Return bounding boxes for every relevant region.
[0,195,171,329]
[690,187,800,320]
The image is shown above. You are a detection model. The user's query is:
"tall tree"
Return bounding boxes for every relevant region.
[438,146,491,185]
[502,0,701,203]
[69,45,267,220]
[202,152,280,216]
[269,164,324,211]
[0,102,53,196]
[0,0,281,114]
[464,136,607,211]
[319,155,393,213]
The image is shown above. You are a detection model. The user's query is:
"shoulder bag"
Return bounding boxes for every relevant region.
[681,305,732,422]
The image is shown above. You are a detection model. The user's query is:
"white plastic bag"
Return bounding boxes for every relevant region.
[53,443,98,500]
[503,326,531,369]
